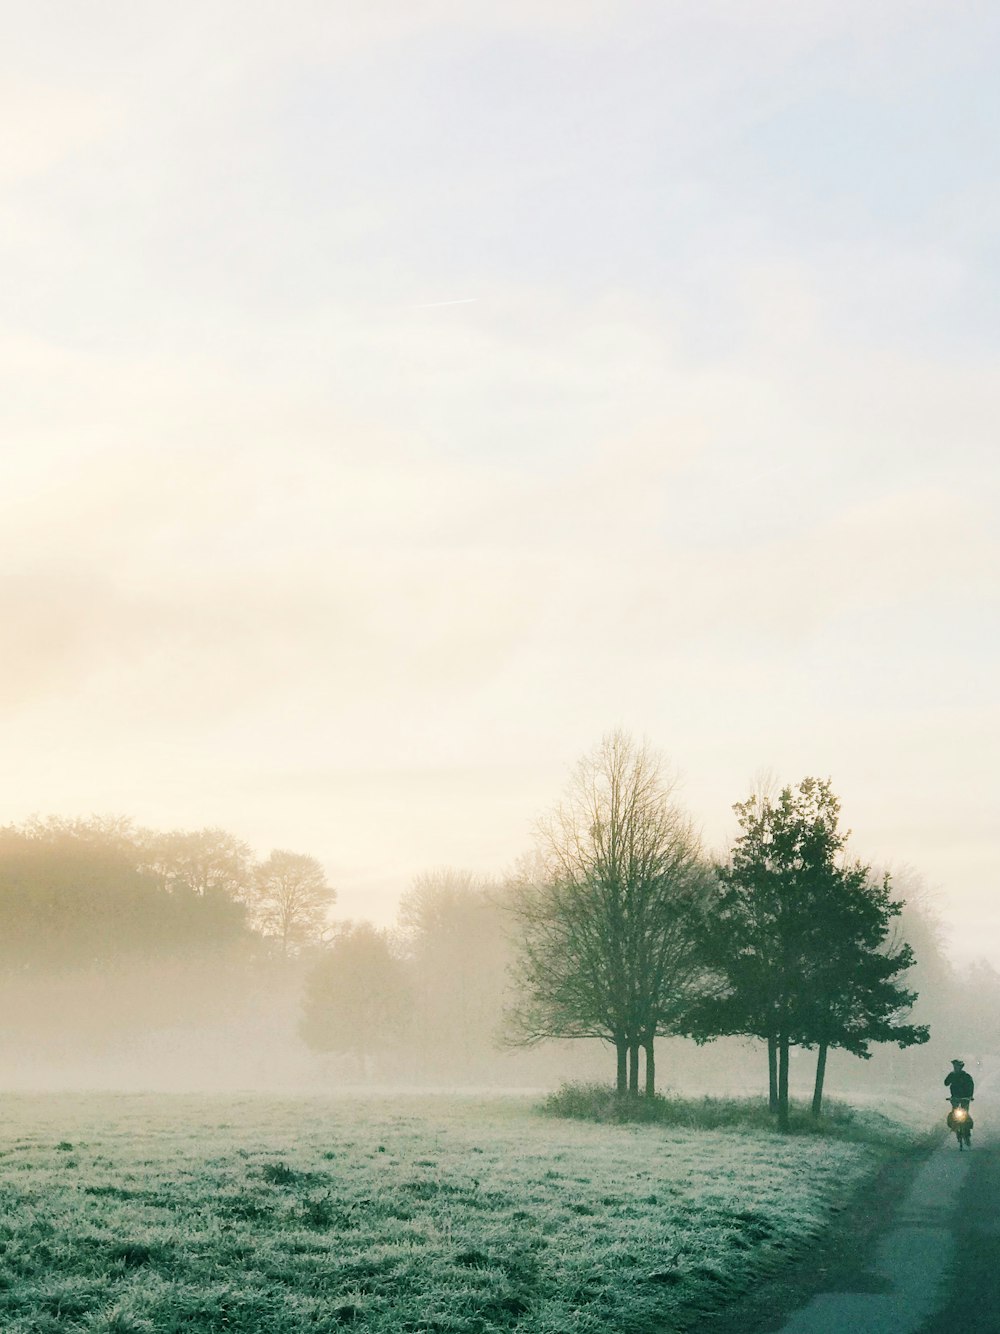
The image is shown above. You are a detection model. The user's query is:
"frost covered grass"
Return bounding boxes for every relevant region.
[0,1091,926,1333]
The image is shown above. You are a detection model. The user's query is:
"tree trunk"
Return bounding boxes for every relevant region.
[628,1040,640,1097]
[644,1037,655,1098]
[768,1034,778,1112]
[777,1034,790,1132]
[812,1041,828,1118]
[616,1039,628,1096]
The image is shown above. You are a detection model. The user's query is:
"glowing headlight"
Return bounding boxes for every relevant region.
[954,1109,967,1121]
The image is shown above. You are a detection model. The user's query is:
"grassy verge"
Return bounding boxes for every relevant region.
[0,1090,931,1334]
[540,1080,929,1144]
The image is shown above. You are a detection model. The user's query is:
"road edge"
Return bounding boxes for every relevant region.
[688,1130,944,1334]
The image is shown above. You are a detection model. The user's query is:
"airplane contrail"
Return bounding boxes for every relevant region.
[410,298,478,309]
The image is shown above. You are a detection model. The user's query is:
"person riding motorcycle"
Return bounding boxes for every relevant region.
[945,1059,975,1147]
[945,1058,975,1107]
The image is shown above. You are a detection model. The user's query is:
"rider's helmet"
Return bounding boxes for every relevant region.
[952,1059,965,1067]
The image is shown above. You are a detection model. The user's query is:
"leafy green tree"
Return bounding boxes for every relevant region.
[697,778,927,1128]
[798,866,928,1115]
[508,732,712,1096]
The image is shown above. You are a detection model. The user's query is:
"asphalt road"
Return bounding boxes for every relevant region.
[692,1091,997,1334]
[772,1132,973,1333]
[914,1123,1000,1334]
[763,1121,996,1334]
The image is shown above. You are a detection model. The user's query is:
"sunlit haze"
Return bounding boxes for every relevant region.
[2,2,998,962]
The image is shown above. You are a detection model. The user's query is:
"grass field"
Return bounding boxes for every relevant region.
[0,1090,929,1334]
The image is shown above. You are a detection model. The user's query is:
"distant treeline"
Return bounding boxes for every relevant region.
[0,816,332,967]
[0,818,528,1088]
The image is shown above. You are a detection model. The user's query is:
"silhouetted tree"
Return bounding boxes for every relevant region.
[802,868,927,1115]
[508,732,712,1096]
[696,779,927,1128]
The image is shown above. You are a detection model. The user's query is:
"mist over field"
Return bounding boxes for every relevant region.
[0,808,978,1329]
[1,7,998,1328]
[0,813,995,1103]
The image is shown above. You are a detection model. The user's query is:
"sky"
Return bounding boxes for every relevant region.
[1,1,998,961]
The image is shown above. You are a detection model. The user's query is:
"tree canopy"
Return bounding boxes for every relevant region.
[0,821,249,970]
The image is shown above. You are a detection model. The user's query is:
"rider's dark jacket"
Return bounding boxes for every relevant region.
[945,1069,975,1101]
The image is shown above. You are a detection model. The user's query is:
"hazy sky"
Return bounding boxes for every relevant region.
[2,2,998,960]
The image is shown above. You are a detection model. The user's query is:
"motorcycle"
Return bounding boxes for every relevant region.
[946,1098,973,1150]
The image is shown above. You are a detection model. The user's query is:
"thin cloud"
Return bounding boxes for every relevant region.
[409,298,478,309]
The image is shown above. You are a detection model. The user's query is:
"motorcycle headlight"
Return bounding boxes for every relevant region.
[954,1109,967,1120]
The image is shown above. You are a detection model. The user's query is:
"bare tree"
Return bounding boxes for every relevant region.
[507,731,712,1096]
[249,850,335,956]
[398,867,485,937]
